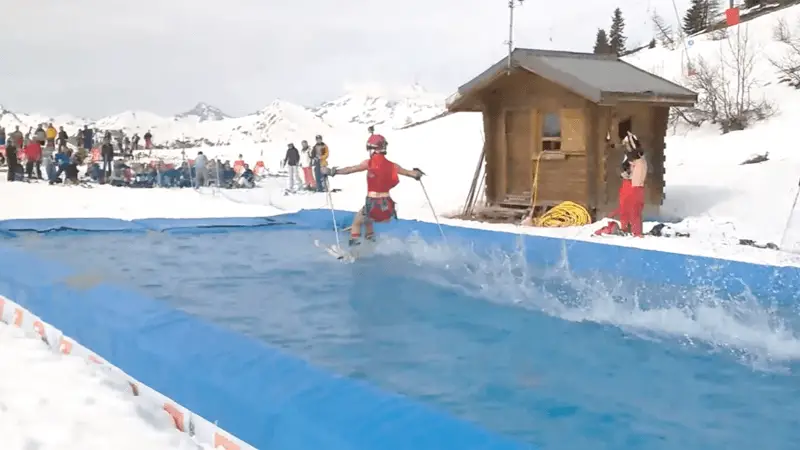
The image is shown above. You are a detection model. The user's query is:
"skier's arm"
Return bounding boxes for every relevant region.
[396,164,424,180]
[332,160,368,175]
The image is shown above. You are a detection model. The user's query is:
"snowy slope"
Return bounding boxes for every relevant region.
[175,102,229,121]
[0,84,446,151]
[0,105,85,132]
[311,83,446,129]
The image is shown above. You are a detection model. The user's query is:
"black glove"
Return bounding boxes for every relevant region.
[412,167,424,180]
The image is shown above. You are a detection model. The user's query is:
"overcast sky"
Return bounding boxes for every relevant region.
[1,0,691,118]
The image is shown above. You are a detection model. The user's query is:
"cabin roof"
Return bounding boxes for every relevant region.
[447,48,698,111]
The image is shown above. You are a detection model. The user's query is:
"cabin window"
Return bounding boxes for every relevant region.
[541,112,561,151]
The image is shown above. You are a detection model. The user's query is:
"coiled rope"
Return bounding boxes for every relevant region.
[526,151,592,227]
[529,201,592,227]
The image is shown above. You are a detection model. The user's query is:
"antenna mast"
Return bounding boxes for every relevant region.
[505,0,524,73]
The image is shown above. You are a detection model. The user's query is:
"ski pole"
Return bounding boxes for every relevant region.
[419,179,446,242]
[780,177,800,250]
[325,173,342,249]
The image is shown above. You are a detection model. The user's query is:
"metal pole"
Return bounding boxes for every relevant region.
[506,0,514,72]
[505,1,523,74]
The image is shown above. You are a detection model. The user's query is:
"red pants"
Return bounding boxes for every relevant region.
[302,166,316,188]
[626,186,645,237]
[609,179,632,221]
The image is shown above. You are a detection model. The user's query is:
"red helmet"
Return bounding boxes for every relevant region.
[366,134,388,152]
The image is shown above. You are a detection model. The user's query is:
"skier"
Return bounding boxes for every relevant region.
[283,143,301,193]
[323,133,423,246]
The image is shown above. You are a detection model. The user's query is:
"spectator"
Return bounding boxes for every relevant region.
[101,139,114,178]
[45,123,57,148]
[312,134,329,192]
[194,151,208,188]
[300,140,316,190]
[64,153,79,185]
[23,139,43,179]
[131,133,140,151]
[0,127,5,165]
[109,159,129,186]
[34,124,46,146]
[9,126,23,148]
[49,148,70,184]
[5,141,18,182]
[82,125,93,151]
[236,164,255,188]
[283,143,301,193]
[57,126,68,151]
[144,130,153,149]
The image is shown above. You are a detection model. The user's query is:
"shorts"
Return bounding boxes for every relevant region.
[363,196,396,223]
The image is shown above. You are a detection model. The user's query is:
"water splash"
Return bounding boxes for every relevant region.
[373,234,800,369]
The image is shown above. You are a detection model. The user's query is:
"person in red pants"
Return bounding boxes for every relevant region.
[607,161,632,228]
[623,132,647,237]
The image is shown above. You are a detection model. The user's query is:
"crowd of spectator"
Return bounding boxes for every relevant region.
[0,122,338,195]
[281,134,330,194]
[0,123,155,185]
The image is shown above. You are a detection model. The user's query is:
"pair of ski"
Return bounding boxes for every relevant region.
[314,235,374,263]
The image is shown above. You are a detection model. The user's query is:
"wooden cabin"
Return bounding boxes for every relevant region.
[448,48,698,222]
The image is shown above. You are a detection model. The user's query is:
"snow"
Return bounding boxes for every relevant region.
[0,321,208,450]
[3,3,800,448]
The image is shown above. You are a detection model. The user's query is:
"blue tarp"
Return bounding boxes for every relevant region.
[273,209,800,302]
[1,209,798,301]
[0,212,531,450]
[1,209,799,449]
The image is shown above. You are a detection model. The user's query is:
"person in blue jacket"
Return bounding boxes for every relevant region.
[49,148,71,184]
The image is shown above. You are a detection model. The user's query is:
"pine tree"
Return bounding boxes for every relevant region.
[683,0,719,35]
[683,0,705,35]
[593,29,611,54]
[705,0,720,27]
[608,8,627,56]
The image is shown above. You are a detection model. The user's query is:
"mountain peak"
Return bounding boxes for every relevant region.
[176,102,229,121]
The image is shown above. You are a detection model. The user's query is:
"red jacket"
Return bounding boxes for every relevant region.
[24,142,42,161]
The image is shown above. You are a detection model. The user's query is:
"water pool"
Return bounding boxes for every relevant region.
[6,224,800,450]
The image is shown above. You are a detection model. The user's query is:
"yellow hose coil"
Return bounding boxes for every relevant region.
[527,152,592,227]
[530,201,592,227]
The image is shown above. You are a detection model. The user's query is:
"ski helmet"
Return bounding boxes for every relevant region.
[366,134,388,153]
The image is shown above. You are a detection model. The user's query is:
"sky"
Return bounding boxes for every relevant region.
[1,0,692,118]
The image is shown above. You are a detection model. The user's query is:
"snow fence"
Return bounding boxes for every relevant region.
[0,209,798,450]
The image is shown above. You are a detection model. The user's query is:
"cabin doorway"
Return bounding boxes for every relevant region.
[504,109,533,204]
